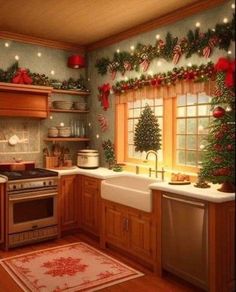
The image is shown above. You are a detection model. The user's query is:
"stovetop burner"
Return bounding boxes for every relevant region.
[0,168,58,180]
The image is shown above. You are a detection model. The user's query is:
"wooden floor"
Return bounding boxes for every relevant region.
[0,233,203,292]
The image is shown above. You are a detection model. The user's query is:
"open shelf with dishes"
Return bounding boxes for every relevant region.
[52,89,90,96]
[49,108,89,113]
[44,137,90,142]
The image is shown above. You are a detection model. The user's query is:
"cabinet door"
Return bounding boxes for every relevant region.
[128,210,154,260]
[103,202,127,248]
[80,176,100,235]
[60,175,79,232]
[0,184,5,244]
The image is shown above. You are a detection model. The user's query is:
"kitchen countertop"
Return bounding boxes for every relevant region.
[0,176,7,183]
[149,181,235,203]
[47,167,235,203]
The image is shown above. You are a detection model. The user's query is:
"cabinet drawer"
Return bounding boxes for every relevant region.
[83,177,99,189]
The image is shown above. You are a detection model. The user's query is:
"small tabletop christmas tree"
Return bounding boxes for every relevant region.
[200,58,235,193]
[134,104,161,153]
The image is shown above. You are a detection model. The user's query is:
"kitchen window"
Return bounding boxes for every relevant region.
[115,82,213,173]
[175,93,211,168]
[127,97,163,162]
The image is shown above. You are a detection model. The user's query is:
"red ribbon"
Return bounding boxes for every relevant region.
[215,58,235,88]
[98,83,111,111]
[12,68,33,84]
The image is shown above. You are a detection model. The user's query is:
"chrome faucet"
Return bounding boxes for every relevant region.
[145,150,165,180]
[146,150,158,178]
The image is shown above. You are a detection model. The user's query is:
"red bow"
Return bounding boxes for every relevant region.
[215,58,235,88]
[98,83,111,111]
[12,68,33,84]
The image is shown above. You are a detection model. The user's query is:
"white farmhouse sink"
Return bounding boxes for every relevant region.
[101,174,158,212]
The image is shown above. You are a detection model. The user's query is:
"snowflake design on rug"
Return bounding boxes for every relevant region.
[42,256,88,277]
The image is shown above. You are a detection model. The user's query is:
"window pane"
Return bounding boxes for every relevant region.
[177,150,185,164]
[133,108,141,118]
[198,135,208,149]
[177,119,185,134]
[198,104,210,116]
[177,135,185,149]
[198,151,204,165]
[187,118,197,134]
[187,135,197,150]
[198,118,210,134]
[177,95,186,106]
[133,99,141,108]
[128,132,134,144]
[186,94,197,105]
[128,119,133,131]
[128,109,134,118]
[177,107,185,117]
[186,151,197,166]
[198,93,211,104]
[155,98,163,106]
[187,106,197,116]
[128,145,134,157]
[155,107,163,116]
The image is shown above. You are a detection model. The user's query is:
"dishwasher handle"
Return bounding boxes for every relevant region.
[162,194,206,208]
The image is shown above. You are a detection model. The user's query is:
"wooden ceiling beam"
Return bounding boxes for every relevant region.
[0,31,85,53]
[86,0,228,52]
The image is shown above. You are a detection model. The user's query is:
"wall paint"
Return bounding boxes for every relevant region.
[87,0,235,166]
[0,40,88,166]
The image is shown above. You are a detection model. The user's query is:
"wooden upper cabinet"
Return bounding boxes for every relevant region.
[0,82,52,118]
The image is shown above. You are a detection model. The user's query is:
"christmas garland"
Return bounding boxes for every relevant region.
[112,62,215,94]
[95,14,235,77]
[0,62,88,91]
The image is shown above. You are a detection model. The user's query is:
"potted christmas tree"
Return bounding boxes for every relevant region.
[200,58,235,193]
[134,104,161,153]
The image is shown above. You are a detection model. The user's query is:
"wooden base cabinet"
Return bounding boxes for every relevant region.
[78,175,101,237]
[101,200,156,268]
[59,175,79,233]
[0,183,5,244]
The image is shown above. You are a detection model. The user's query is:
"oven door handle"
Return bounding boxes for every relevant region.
[9,192,58,201]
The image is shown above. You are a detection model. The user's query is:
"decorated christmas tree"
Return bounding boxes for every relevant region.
[200,58,235,192]
[134,104,161,153]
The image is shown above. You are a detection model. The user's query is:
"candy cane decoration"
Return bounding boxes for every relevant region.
[107,62,118,80]
[97,114,109,132]
[203,37,218,58]
[172,44,182,65]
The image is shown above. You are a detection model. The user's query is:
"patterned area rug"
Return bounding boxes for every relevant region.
[0,242,144,291]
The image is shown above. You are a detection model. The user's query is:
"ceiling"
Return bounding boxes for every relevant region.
[0,0,201,46]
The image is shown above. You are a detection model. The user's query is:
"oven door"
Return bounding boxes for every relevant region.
[9,190,58,234]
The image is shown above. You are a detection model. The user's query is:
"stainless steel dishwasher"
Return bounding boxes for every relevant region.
[162,193,208,290]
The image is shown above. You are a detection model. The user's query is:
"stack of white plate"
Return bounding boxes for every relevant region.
[57,126,71,137]
[48,127,59,137]
[53,100,73,110]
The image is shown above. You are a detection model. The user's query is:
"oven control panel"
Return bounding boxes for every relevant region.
[8,177,58,192]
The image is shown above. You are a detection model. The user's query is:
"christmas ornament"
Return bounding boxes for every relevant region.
[97,114,109,132]
[215,57,235,88]
[98,83,111,111]
[227,144,234,151]
[12,68,33,84]
[172,44,182,64]
[212,106,225,118]
[107,62,118,80]
[67,55,85,68]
